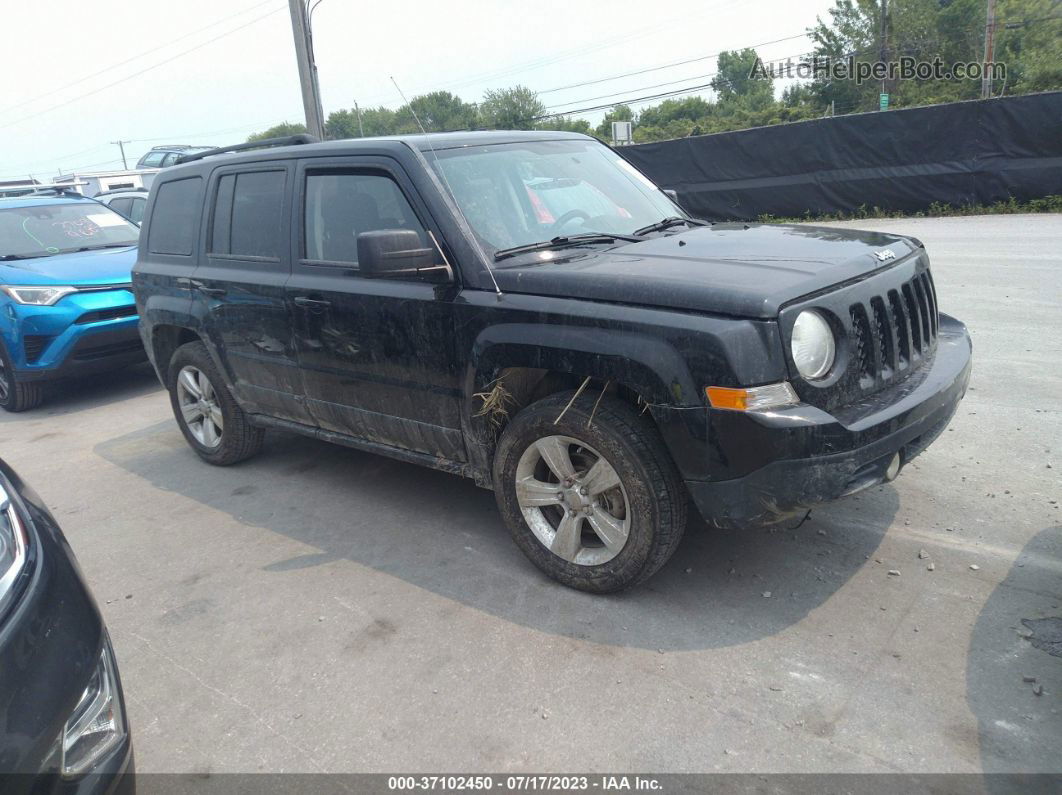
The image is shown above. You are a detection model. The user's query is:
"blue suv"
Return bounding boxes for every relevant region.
[0,191,144,411]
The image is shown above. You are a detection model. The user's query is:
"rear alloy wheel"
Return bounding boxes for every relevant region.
[168,341,263,465]
[493,390,687,593]
[0,343,44,412]
[175,366,224,448]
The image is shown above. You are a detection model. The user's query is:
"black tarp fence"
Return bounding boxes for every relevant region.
[620,91,1062,221]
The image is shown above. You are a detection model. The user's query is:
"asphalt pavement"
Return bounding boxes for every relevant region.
[0,213,1058,774]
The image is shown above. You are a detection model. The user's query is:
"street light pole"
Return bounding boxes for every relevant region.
[288,0,325,140]
[354,100,364,137]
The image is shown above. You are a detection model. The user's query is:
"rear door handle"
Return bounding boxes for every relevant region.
[293,296,331,308]
[190,280,227,297]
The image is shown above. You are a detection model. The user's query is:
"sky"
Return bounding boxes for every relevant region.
[1,0,835,182]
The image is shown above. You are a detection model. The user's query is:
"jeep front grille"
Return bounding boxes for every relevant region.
[850,271,938,388]
[782,258,941,413]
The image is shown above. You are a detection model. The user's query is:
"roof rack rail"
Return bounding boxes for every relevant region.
[176,134,319,164]
[94,186,150,197]
[28,184,89,197]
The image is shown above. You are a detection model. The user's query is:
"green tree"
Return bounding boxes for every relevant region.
[325,106,398,139]
[711,48,774,101]
[803,0,1062,113]
[395,91,476,133]
[594,104,635,139]
[637,97,712,127]
[537,116,593,135]
[247,122,308,142]
[479,86,546,129]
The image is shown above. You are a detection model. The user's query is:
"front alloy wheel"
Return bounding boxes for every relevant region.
[493,390,687,593]
[515,435,630,566]
[175,365,224,448]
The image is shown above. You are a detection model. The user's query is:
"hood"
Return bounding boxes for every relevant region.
[490,223,921,319]
[0,246,137,287]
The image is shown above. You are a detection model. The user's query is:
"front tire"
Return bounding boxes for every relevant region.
[168,341,264,465]
[0,342,44,412]
[493,391,687,593]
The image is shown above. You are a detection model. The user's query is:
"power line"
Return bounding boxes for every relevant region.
[357,0,749,105]
[0,6,286,132]
[543,50,811,112]
[130,119,292,144]
[0,0,281,118]
[537,32,810,95]
[0,157,125,181]
[1,143,113,173]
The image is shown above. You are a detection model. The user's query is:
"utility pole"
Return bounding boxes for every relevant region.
[981,0,997,99]
[288,0,325,140]
[111,139,130,170]
[354,100,364,137]
[878,0,888,104]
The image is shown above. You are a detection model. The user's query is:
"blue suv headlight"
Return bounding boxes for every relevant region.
[1,285,78,306]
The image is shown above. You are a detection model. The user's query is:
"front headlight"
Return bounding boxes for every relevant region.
[62,639,127,777]
[791,310,836,380]
[0,484,30,617]
[1,285,78,306]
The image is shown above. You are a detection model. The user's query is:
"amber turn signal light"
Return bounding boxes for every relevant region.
[705,383,799,412]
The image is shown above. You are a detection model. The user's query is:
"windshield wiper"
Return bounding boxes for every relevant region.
[632,216,709,236]
[493,233,641,262]
[71,243,136,252]
[0,252,54,261]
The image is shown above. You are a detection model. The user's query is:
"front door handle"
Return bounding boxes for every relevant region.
[190,280,227,297]
[293,296,331,308]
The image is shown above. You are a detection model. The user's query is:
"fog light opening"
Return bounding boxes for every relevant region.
[884,453,901,482]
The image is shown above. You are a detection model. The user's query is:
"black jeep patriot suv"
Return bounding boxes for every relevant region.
[133,131,972,593]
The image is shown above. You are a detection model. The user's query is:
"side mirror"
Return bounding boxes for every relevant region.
[356,229,451,283]
[663,188,681,205]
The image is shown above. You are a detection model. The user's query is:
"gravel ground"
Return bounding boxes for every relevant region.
[0,213,1058,774]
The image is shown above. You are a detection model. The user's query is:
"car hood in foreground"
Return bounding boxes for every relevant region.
[490,223,921,319]
[0,246,137,287]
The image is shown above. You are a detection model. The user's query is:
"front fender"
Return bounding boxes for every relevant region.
[468,322,699,407]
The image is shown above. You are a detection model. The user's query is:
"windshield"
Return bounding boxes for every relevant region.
[0,202,139,259]
[430,139,681,256]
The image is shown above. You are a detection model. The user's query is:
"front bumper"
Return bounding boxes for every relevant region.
[687,313,972,528]
[2,289,144,382]
[0,464,134,793]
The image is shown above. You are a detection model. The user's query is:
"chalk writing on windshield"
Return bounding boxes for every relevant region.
[51,218,101,239]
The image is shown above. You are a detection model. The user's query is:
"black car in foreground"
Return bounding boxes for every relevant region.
[0,459,133,792]
[133,130,972,593]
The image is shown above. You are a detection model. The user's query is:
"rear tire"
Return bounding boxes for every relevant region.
[493,390,687,593]
[168,341,264,465]
[0,343,45,412]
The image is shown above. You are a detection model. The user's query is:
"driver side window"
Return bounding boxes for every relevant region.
[303,171,428,266]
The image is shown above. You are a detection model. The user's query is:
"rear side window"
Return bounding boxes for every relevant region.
[129,197,146,223]
[147,177,202,256]
[109,198,132,216]
[140,151,165,168]
[210,170,286,260]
